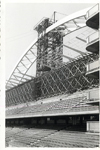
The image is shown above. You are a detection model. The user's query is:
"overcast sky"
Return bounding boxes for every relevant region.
[5,2,95,80]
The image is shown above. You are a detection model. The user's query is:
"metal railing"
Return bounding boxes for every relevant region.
[87,31,99,45]
[86,3,99,19]
[86,59,99,72]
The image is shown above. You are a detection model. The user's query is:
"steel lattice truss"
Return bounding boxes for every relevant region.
[36,53,99,98]
[6,11,87,90]
[6,80,35,107]
[6,53,99,107]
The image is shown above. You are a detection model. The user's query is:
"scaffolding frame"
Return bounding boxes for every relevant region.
[6,53,99,107]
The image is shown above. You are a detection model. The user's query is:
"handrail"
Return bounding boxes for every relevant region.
[86,59,99,72]
[86,3,99,19]
[87,31,99,45]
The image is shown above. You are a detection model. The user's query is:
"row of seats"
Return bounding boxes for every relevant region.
[6,106,27,116]
[6,95,99,117]
[6,127,57,147]
[45,131,99,147]
[6,96,87,116]
[6,126,99,147]
[6,95,59,116]
[69,103,99,113]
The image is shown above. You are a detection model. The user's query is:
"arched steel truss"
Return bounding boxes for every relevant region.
[6,8,91,90]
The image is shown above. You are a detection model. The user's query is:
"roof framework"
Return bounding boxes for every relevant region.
[6,8,95,90]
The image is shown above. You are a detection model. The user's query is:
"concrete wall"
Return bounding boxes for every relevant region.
[87,121,99,132]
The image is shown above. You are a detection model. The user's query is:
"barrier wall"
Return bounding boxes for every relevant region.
[87,121,99,132]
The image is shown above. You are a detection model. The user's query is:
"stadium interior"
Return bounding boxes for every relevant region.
[5,4,99,147]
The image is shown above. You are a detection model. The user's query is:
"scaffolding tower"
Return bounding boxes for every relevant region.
[34,17,64,77]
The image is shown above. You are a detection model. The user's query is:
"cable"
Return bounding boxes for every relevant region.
[49,11,67,23]
[6,32,34,43]
[56,11,67,16]
[6,29,34,40]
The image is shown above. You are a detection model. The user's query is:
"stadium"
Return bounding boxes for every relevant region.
[5,3,99,147]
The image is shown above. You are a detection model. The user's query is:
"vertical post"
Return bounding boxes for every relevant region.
[54,11,56,23]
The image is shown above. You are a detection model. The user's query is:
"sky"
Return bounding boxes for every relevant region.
[5,2,95,81]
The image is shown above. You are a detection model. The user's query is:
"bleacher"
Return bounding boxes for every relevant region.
[6,97,80,116]
[6,126,99,147]
[69,103,99,113]
[6,106,27,116]
[6,93,99,117]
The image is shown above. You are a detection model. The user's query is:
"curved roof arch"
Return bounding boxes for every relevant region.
[6,7,92,90]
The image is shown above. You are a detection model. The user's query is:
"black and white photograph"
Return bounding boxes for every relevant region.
[1,0,100,148]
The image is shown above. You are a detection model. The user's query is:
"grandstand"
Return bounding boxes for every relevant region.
[5,4,99,148]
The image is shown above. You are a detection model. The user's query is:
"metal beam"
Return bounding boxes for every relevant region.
[6,80,17,86]
[20,61,28,69]
[18,72,34,78]
[13,75,29,81]
[73,19,80,28]
[6,84,13,88]
[58,53,73,61]
[30,49,36,57]
[63,24,71,33]
[25,55,32,63]
[10,77,20,82]
[8,79,19,85]
[76,36,86,43]
[63,44,85,55]
[62,54,74,61]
